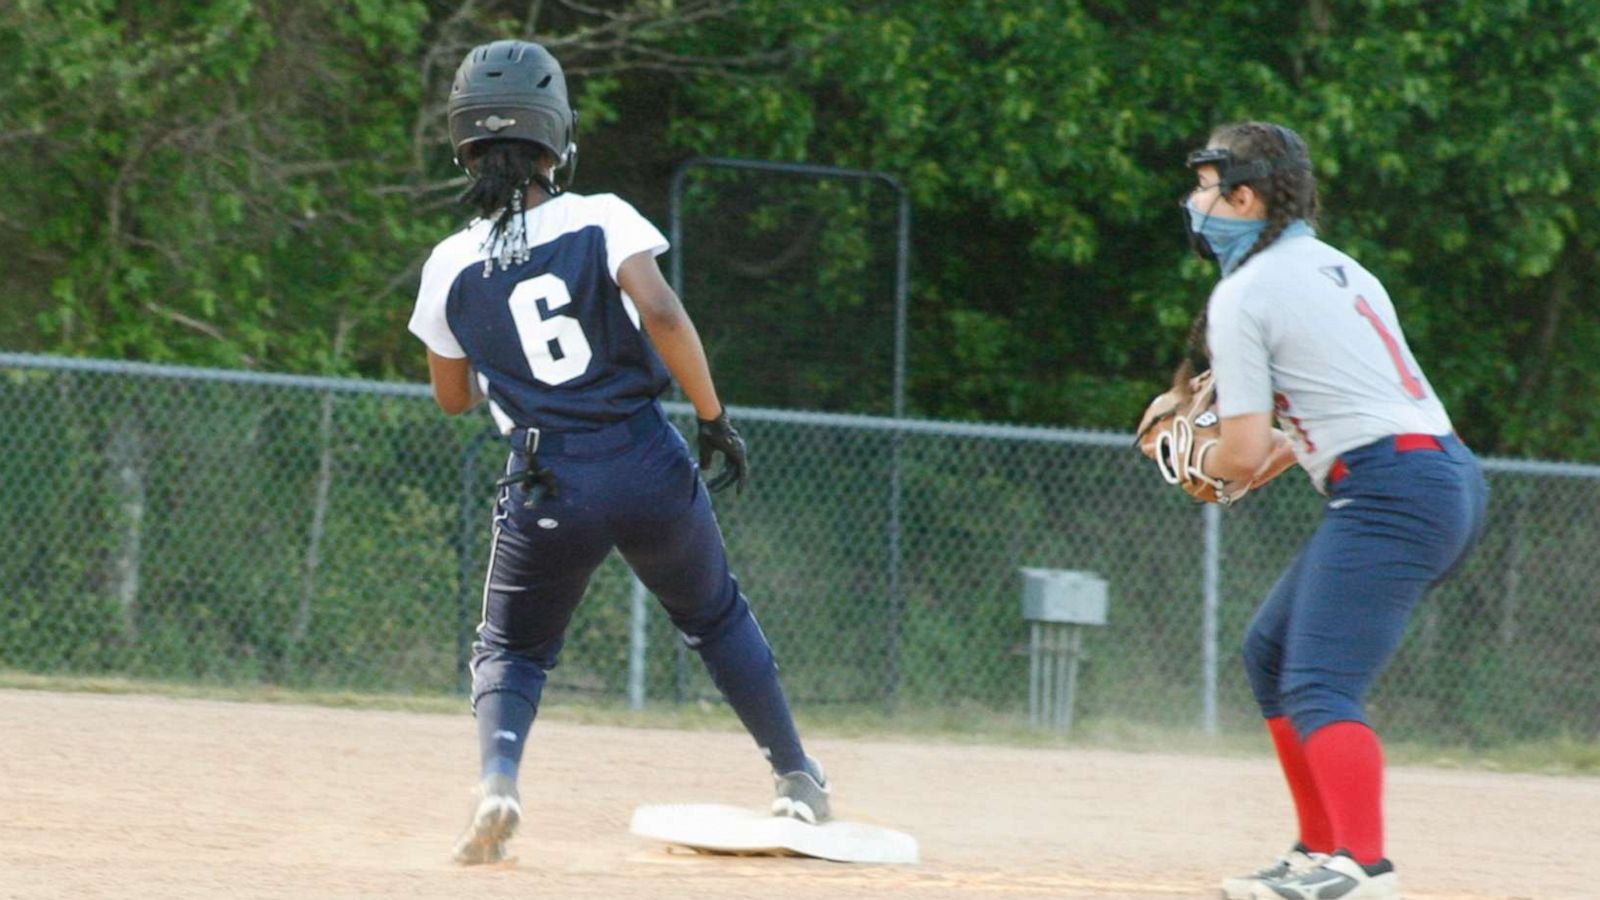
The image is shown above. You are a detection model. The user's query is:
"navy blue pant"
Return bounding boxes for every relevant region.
[469,402,805,772]
[1242,434,1489,739]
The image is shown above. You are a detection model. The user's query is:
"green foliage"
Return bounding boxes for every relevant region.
[4,0,1599,458]
[664,0,1600,457]
[1,0,442,372]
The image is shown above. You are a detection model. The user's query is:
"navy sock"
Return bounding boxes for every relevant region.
[694,609,807,774]
[476,690,536,781]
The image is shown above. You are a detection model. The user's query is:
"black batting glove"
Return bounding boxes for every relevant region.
[696,410,749,495]
[493,460,560,509]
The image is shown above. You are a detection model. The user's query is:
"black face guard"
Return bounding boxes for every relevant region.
[1185,145,1310,191]
[1186,147,1276,192]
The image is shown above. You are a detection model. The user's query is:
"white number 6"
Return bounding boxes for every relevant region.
[508,273,593,385]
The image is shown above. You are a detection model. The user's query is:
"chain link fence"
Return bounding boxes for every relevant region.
[3,353,1598,744]
[668,160,906,417]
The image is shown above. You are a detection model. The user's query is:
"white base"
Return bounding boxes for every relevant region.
[629,803,919,864]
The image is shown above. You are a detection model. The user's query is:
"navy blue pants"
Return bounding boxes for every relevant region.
[468,402,805,772]
[1242,434,1489,739]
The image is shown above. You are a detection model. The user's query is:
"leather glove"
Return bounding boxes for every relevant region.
[1133,369,1248,506]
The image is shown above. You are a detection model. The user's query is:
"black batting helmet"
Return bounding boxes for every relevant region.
[447,40,577,172]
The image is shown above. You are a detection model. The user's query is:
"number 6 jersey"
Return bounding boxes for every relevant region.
[408,193,672,431]
[1204,231,1453,491]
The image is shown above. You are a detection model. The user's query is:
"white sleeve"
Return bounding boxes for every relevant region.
[1206,285,1275,417]
[600,194,670,283]
[407,248,467,359]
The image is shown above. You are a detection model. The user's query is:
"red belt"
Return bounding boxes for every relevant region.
[1327,433,1444,486]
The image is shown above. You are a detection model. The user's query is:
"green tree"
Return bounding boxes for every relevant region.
[4,0,1599,459]
[664,0,1600,458]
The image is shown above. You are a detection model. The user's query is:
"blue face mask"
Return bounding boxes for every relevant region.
[1184,199,1268,275]
[1183,200,1316,275]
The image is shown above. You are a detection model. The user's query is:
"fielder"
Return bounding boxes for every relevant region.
[1142,121,1488,899]
[408,39,830,866]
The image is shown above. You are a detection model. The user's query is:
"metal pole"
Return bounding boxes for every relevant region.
[892,191,909,421]
[885,189,911,711]
[1056,627,1070,729]
[628,576,649,710]
[668,164,689,301]
[1028,622,1040,726]
[1047,627,1061,728]
[885,431,905,710]
[1036,627,1049,727]
[1064,625,1083,733]
[1050,627,1062,731]
[457,428,497,694]
[1201,503,1222,734]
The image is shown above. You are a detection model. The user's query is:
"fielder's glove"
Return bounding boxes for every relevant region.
[697,409,749,495]
[1133,369,1248,506]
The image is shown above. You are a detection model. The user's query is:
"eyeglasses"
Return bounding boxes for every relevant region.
[1180,181,1226,214]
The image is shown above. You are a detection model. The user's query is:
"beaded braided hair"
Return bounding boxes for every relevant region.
[1173,121,1321,388]
[460,139,560,274]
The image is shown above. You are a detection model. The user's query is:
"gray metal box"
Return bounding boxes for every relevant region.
[1020,568,1108,625]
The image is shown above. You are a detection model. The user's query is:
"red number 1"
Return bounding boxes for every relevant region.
[1354,296,1426,400]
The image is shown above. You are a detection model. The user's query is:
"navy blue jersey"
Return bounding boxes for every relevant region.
[409,192,672,431]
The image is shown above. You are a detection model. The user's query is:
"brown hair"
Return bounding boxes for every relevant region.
[1174,121,1320,388]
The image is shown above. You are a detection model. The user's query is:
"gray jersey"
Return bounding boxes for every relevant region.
[1205,232,1452,491]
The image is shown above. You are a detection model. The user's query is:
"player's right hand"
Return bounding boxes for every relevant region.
[696,410,749,495]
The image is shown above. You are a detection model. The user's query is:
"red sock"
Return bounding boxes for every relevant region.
[1303,721,1386,865]
[1264,716,1335,853]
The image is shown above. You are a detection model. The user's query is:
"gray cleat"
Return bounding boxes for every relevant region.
[1221,844,1327,899]
[452,773,522,865]
[1251,852,1399,900]
[771,757,831,825]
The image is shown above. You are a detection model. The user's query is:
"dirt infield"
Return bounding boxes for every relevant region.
[0,690,1592,899]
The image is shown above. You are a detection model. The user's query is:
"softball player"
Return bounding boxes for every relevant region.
[409,40,829,866]
[1179,122,1488,899]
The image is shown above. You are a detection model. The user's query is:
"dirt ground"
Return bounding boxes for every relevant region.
[0,689,1593,900]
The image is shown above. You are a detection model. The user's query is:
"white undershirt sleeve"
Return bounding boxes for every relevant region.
[407,250,467,359]
[600,195,670,283]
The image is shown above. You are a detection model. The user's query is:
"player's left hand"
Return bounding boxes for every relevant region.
[697,410,749,495]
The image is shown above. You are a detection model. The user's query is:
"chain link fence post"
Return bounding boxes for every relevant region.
[457,428,498,695]
[1202,503,1223,735]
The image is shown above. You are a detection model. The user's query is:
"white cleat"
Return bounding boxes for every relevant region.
[1250,852,1400,899]
[452,773,522,866]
